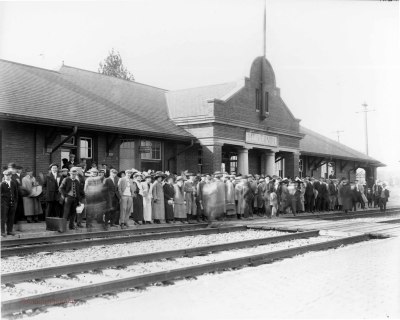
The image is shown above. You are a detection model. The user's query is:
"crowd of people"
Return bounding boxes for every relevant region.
[0,159,391,237]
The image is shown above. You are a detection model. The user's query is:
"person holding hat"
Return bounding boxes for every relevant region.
[1,169,19,236]
[21,168,43,223]
[43,163,62,218]
[152,172,166,223]
[173,176,187,223]
[163,175,175,223]
[59,167,84,230]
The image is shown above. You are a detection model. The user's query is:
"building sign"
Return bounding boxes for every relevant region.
[138,146,152,153]
[245,131,278,147]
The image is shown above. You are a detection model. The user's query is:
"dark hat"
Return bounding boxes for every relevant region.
[154,171,166,179]
[61,168,69,172]
[49,163,59,169]
[99,169,106,173]
[242,175,249,179]
[15,165,23,170]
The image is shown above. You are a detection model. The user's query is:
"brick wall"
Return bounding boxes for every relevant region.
[249,149,261,174]
[201,145,222,174]
[1,121,35,171]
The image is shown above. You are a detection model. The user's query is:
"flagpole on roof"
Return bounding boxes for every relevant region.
[260,0,267,120]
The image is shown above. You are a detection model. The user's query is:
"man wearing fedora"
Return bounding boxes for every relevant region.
[43,163,62,218]
[1,169,19,236]
[59,167,84,230]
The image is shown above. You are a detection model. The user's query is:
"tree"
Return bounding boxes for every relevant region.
[98,48,135,81]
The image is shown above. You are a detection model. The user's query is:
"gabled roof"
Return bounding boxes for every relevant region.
[166,81,239,119]
[0,59,192,140]
[300,126,384,166]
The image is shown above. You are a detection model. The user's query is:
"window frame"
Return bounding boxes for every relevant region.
[140,140,162,161]
[79,137,93,159]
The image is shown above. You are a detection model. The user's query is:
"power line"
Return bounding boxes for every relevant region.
[356,102,375,155]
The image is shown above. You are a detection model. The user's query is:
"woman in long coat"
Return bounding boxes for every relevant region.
[22,169,42,222]
[141,175,153,224]
[151,172,165,223]
[163,175,175,223]
[339,180,353,213]
[131,173,144,224]
[173,176,187,222]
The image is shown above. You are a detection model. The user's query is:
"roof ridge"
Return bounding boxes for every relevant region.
[170,81,238,93]
[60,65,168,91]
[0,58,60,74]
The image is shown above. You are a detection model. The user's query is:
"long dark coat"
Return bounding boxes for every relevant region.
[163,183,175,220]
[339,184,353,211]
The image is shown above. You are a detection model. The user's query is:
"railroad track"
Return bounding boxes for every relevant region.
[1,222,209,247]
[1,230,373,317]
[285,207,400,221]
[1,225,246,258]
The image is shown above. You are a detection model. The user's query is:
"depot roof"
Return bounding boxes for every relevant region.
[0,59,193,141]
[300,126,384,166]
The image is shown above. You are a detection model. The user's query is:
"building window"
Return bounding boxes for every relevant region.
[255,88,261,111]
[230,155,237,175]
[140,140,161,160]
[80,137,92,159]
[299,158,303,178]
[120,140,136,170]
[265,91,269,113]
[198,149,203,173]
[320,163,328,179]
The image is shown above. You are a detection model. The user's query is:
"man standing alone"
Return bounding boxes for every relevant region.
[1,169,18,236]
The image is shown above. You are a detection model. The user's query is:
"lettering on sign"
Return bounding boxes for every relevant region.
[245,131,278,147]
[138,146,151,153]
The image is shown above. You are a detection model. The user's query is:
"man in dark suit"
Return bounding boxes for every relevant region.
[42,163,62,217]
[313,178,322,212]
[59,167,84,230]
[103,168,120,229]
[1,169,19,236]
[305,177,315,213]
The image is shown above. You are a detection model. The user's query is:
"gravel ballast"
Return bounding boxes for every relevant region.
[1,234,339,300]
[1,229,288,273]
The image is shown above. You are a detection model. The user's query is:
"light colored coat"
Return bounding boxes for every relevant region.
[173,183,186,218]
[141,181,152,221]
[151,181,165,220]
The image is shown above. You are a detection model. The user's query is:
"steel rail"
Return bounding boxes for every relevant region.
[2,230,320,284]
[322,209,400,221]
[1,233,370,316]
[1,226,247,257]
[285,207,400,220]
[1,223,209,247]
[378,218,400,224]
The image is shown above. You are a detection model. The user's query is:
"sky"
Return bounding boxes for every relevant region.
[0,0,399,172]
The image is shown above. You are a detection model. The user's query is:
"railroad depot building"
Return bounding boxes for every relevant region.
[0,57,384,184]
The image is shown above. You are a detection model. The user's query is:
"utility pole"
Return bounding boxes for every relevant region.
[332,130,344,143]
[356,102,375,155]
